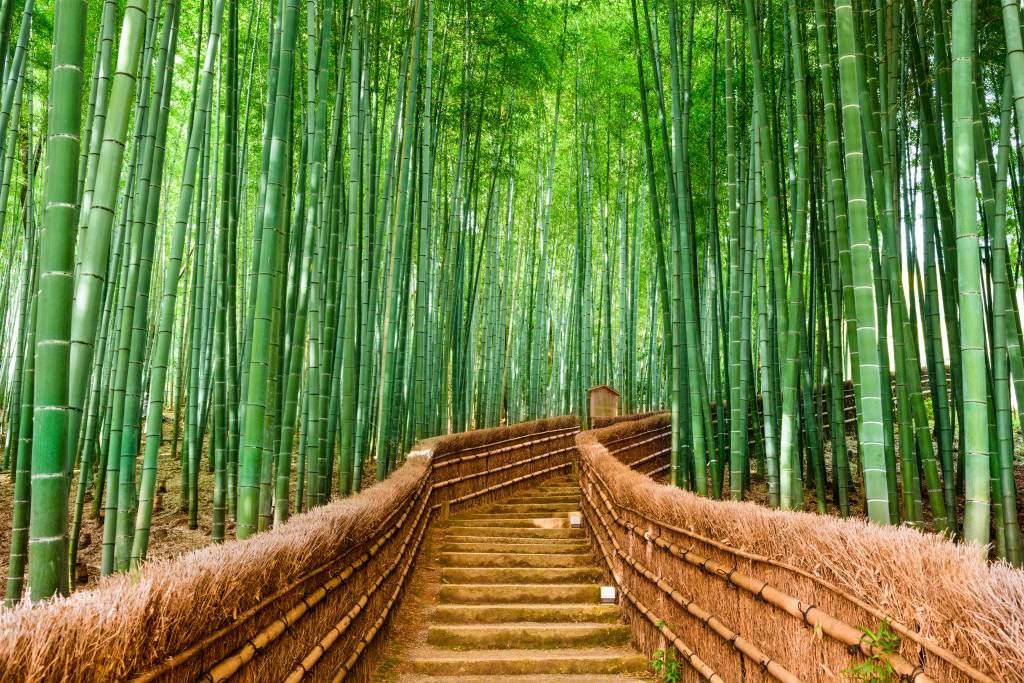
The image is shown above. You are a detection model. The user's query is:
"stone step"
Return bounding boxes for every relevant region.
[456,510,573,520]
[442,566,603,584]
[427,622,631,649]
[394,674,645,682]
[504,495,581,505]
[443,534,586,545]
[448,516,570,528]
[455,511,575,521]
[378,477,650,683]
[438,583,601,604]
[440,551,593,569]
[528,493,579,501]
[442,526,585,539]
[433,603,621,624]
[441,540,590,554]
[487,502,580,513]
[405,647,647,676]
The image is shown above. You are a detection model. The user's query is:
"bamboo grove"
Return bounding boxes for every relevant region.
[0,0,663,603]
[630,0,1024,565]
[1,0,1024,604]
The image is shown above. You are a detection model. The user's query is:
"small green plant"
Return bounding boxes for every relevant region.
[651,633,681,683]
[651,648,680,683]
[842,620,901,682]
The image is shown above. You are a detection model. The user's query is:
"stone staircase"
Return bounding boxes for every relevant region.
[387,477,649,681]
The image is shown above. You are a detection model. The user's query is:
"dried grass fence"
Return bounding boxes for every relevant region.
[0,416,579,682]
[577,414,1024,683]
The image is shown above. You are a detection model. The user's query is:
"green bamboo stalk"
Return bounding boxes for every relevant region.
[28,0,87,601]
[950,0,989,544]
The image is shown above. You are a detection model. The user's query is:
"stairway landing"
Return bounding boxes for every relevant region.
[376,477,650,681]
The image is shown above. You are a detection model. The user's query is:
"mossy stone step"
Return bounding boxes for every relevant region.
[487,502,580,513]
[443,535,586,546]
[448,516,570,528]
[433,603,621,624]
[441,566,603,584]
[405,647,647,676]
[441,540,590,554]
[504,495,581,504]
[456,511,574,521]
[438,583,601,604]
[441,526,585,539]
[394,674,644,682]
[427,622,631,649]
[440,551,593,568]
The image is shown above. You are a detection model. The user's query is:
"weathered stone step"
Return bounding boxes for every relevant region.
[427,622,631,649]
[441,540,590,554]
[509,489,581,499]
[442,526,585,539]
[442,566,603,584]
[433,603,621,624]
[487,502,580,513]
[505,495,581,505]
[405,647,646,676]
[456,511,574,521]
[440,551,593,568]
[449,516,570,528]
[444,535,586,547]
[438,583,601,604]
[394,674,644,682]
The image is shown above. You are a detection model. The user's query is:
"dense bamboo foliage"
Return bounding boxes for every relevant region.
[2,0,1024,603]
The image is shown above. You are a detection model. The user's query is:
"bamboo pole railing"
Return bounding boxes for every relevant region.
[0,416,580,683]
[576,415,1003,683]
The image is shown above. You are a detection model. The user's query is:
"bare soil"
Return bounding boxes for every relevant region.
[371,520,446,682]
[0,413,213,602]
[0,413,386,602]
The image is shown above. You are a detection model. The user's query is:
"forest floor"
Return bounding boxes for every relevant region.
[0,413,213,602]
[0,413,383,602]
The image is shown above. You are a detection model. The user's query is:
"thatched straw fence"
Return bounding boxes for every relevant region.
[577,414,1024,683]
[0,415,579,682]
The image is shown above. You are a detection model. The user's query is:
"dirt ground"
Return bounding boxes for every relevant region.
[0,414,214,601]
[371,521,446,682]
[0,411,382,602]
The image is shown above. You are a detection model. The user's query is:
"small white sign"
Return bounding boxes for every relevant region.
[600,586,617,604]
[568,512,583,528]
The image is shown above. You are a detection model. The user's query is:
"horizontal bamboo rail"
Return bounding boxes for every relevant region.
[132,471,436,683]
[582,459,799,683]
[283,486,433,682]
[115,416,580,682]
[583,456,929,682]
[590,413,994,682]
[577,415,998,683]
[202,473,435,682]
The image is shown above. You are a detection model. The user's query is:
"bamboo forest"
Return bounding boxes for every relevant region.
[0,0,1023,680]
